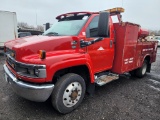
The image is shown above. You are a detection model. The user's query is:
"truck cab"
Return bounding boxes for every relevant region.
[3,7,158,114]
[48,11,115,73]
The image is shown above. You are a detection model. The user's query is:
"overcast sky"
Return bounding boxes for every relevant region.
[0,0,160,30]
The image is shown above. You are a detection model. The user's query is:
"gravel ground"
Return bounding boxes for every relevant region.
[0,48,160,120]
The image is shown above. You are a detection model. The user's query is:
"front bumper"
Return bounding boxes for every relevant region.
[3,64,54,102]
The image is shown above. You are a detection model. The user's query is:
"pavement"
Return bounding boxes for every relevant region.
[0,48,160,120]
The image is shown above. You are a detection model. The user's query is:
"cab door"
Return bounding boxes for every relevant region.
[85,15,114,73]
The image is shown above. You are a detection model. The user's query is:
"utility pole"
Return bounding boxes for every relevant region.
[35,9,37,27]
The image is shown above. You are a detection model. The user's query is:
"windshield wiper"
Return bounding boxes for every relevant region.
[45,32,59,36]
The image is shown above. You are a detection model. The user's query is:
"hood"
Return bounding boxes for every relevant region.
[5,35,78,61]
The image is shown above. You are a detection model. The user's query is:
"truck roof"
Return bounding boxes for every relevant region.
[56,7,124,20]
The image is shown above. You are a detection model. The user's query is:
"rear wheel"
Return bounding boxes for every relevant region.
[51,73,86,114]
[135,60,148,78]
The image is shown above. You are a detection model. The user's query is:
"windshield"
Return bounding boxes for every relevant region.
[43,20,86,36]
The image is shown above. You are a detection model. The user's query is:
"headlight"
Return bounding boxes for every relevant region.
[27,69,34,75]
[16,65,46,78]
[5,53,46,78]
[24,68,46,78]
[27,68,41,77]
[34,69,40,76]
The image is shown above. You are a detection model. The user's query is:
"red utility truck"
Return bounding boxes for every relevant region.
[3,8,158,114]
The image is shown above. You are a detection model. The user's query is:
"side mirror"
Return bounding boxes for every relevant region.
[98,12,110,37]
[80,37,103,48]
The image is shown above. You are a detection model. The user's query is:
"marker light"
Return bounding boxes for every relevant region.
[99,7,125,15]
[11,52,15,58]
[39,50,46,59]
[105,7,125,13]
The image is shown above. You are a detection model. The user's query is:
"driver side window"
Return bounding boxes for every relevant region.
[87,16,99,37]
[86,16,110,38]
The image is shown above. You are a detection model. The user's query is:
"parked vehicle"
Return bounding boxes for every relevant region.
[154,36,160,46]
[0,11,18,53]
[18,28,43,36]
[3,7,158,114]
[18,32,31,38]
[146,36,154,40]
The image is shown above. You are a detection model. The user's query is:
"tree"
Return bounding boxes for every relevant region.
[36,25,44,32]
[18,22,44,32]
[149,30,160,36]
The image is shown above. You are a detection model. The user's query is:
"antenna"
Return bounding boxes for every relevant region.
[35,8,37,27]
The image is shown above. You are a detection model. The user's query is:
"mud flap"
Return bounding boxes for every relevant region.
[86,83,95,96]
[147,63,151,73]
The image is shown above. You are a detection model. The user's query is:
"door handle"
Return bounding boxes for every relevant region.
[110,40,113,48]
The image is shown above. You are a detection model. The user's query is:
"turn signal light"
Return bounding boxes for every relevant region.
[11,52,15,58]
[39,50,46,59]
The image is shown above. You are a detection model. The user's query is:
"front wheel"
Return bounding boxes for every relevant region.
[51,73,86,114]
[135,60,148,78]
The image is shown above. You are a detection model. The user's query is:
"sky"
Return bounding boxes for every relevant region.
[0,0,160,30]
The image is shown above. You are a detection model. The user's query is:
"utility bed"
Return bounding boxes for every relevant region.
[111,22,158,74]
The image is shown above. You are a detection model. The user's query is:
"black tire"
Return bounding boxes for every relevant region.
[51,73,86,114]
[135,60,148,78]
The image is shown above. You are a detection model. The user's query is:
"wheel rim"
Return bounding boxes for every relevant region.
[63,82,82,107]
[142,63,147,75]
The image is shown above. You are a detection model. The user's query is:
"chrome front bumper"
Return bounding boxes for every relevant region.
[3,64,54,102]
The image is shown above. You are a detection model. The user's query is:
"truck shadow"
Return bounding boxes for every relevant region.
[90,74,138,98]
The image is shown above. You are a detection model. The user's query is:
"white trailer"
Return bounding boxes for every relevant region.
[0,11,18,53]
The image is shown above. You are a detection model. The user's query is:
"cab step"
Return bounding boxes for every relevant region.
[95,73,119,86]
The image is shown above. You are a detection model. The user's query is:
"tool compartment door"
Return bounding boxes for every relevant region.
[122,23,139,72]
[111,22,139,74]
